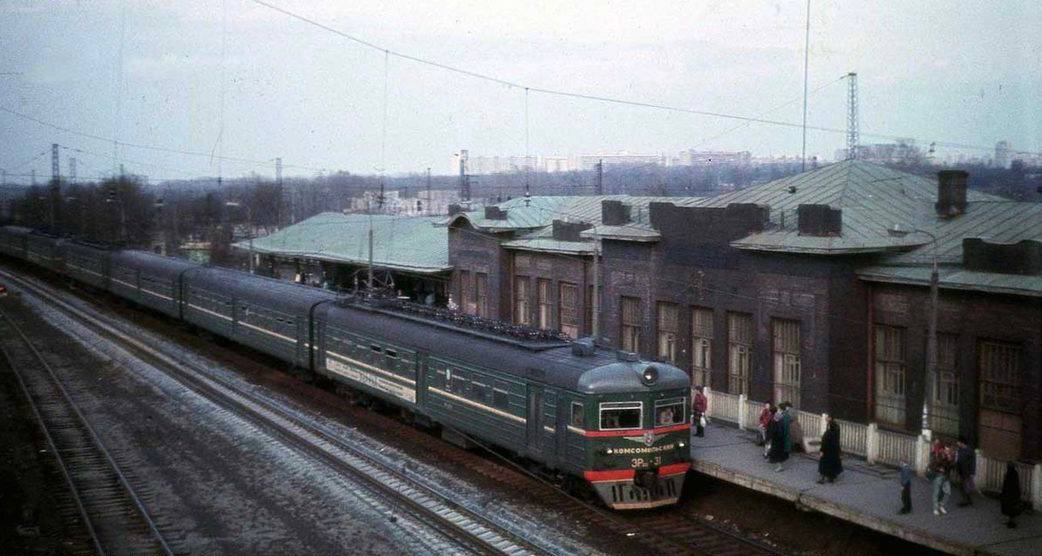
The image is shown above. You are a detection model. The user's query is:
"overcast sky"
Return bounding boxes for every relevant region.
[1,0,1039,181]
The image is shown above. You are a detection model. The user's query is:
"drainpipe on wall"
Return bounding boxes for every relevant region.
[866,282,875,420]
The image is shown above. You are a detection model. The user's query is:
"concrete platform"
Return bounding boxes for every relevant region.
[690,424,1041,556]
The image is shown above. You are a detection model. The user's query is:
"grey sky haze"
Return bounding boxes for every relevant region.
[1,0,1039,181]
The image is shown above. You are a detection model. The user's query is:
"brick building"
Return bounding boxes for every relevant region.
[447,195,703,336]
[448,161,1042,461]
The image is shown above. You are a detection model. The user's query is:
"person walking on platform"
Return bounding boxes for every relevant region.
[1001,462,1024,529]
[929,440,953,515]
[761,404,777,458]
[757,403,773,447]
[955,437,976,507]
[692,386,708,438]
[768,408,790,472]
[898,462,913,514]
[817,415,842,484]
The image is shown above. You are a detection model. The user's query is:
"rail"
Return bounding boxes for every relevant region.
[0,306,174,556]
[0,268,553,556]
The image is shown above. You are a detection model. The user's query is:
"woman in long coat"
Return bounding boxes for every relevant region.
[817,416,843,483]
[1001,462,1023,528]
[768,411,790,471]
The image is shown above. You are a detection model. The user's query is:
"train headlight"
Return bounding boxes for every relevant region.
[678,441,686,448]
[641,365,658,385]
[606,448,614,455]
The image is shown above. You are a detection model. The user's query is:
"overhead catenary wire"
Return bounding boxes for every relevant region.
[248,0,1042,159]
[0,106,328,173]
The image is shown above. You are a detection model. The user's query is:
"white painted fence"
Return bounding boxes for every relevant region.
[699,388,1042,510]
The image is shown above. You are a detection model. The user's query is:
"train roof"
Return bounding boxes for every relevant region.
[183,265,336,314]
[321,300,689,393]
[112,250,201,274]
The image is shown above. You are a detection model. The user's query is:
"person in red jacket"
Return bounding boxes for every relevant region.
[692,386,708,437]
[757,403,774,447]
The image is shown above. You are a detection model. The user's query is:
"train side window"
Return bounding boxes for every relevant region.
[492,389,509,409]
[471,381,487,402]
[370,344,382,354]
[654,398,685,426]
[571,402,584,428]
[385,349,398,359]
[599,401,642,430]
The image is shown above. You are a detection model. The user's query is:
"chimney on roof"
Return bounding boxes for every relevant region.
[484,206,508,220]
[552,219,592,241]
[601,200,631,226]
[797,204,842,236]
[936,170,968,217]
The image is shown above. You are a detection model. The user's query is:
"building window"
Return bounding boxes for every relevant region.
[874,325,907,427]
[475,273,488,318]
[691,307,713,388]
[620,296,642,352]
[656,302,679,364]
[772,319,801,408]
[514,276,531,325]
[727,312,752,396]
[537,278,552,329]
[558,282,579,339]
[929,333,959,436]
[978,340,1022,460]
[979,340,1020,412]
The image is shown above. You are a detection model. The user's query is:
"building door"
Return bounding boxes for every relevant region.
[978,341,1022,461]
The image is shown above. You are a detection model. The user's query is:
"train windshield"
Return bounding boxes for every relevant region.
[655,398,686,426]
[599,401,642,430]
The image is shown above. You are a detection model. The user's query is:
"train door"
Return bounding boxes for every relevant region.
[526,384,543,455]
[541,389,558,465]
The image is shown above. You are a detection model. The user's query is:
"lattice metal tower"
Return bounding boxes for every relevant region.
[51,143,60,184]
[846,72,859,160]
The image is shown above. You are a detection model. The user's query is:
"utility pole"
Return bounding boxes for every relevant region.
[367,224,374,294]
[50,143,60,231]
[595,159,604,195]
[591,238,601,341]
[800,0,811,172]
[425,167,431,215]
[69,157,77,184]
[51,143,60,184]
[276,157,289,225]
[846,72,860,160]
[458,149,469,201]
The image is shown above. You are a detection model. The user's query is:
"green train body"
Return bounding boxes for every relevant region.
[0,229,693,509]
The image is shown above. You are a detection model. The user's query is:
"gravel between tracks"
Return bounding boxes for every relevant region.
[10,275,608,555]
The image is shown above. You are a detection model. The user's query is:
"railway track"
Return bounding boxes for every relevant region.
[0,305,175,556]
[0,268,557,556]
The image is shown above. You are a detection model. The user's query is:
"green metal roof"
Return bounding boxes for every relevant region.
[234,212,450,274]
[460,194,701,253]
[881,201,1042,265]
[692,160,1005,255]
[858,265,1042,298]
